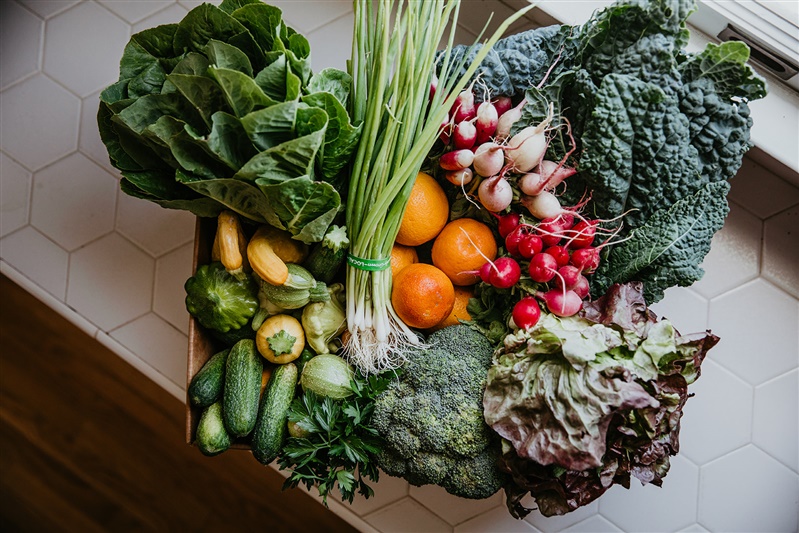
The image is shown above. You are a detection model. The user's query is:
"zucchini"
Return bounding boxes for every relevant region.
[259,264,329,309]
[300,353,354,399]
[303,225,349,284]
[222,339,263,437]
[251,362,298,465]
[196,402,231,456]
[188,349,229,407]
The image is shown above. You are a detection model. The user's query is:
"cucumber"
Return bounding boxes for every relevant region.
[196,402,231,456]
[300,353,354,400]
[188,349,229,408]
[251,362,298,465]
[222,339,263,437]
[303,224,349,284]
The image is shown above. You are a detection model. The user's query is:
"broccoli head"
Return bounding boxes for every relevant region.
[185,262,259,334]
[372,325,505,499]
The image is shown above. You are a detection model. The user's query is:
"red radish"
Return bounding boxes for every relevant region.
[492,96,513,117]
[571,275,590,299]
[478,175,513,212]
[529,252,558,283]
[445,167,473,187]
[545,245,570,267]
[453,119,477,150]
[505,226,525,257]
[478,262,494,284]
[536,215,572,246]
[567,220,598,249]
[440,149,474,171]
[495,212,521,238]
[475,100,498,144]
[512,296,541,329]
[452,88,476,123]
[486,257,521,289]
[473,142,504,177]
[538,288,582,317]
[521,190,561,220]
[555,265,582,289]
[494,98,525,141]
[518,233,543,259]
[570,246,600,273]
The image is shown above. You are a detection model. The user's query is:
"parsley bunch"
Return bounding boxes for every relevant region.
[278,371,393,504]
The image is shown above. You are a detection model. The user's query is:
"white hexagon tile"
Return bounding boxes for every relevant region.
[1,1,798,532]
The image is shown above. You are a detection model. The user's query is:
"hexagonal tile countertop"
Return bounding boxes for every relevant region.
[1,2,797,533]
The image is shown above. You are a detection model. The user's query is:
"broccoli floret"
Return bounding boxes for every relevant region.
[185,262,259,334]
[373,324,506,499]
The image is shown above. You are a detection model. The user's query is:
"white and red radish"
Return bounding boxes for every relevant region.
[521,190,561,220]
[474,100,498,145]
[439,113,453,145]
[495,98,525,141]
[440,149,474,171]
[451,88,476,123]
[512,296,541,329]
[444,167,473,187]
[478,175,513,212]
[453,119,477,150]
[472,142,504,177]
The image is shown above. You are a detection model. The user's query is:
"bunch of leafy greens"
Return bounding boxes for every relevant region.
[444,0,766,302]
[97,0,361,243]
[482,283,718,517]
[278,371,392,505]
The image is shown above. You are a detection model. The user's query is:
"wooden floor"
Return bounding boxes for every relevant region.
[0,275,357,532]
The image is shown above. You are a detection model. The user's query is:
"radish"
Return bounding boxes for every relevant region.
[521,191,561,220]
[444,167,473,187]
[475,100,498,144]
[472,142,504,177]
[492,96,513,118]
[494,98,525,141]
[505,226,525,257]
[538,288,582,317]
[429,74,438,100]
[537,159,576,189]
[571,275,590,299]
[545,245,570,267]
[439,113,453,144]
[452,88,476,123]
[517,171,547,196]
[485,257,521,289]
[504,126,548,173]
[555,265,582,289]
[494,212,521,238]
[536,215,572,247]
[570,246,600,273]
[478,175,513,212]
[453,119,477,150]
[440,149,474,171]
[529,252,557,283]
[518,233,543,259]
[567,219,598,249]
[512,296,541,330]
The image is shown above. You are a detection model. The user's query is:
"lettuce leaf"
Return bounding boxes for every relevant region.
[489,283,718,518]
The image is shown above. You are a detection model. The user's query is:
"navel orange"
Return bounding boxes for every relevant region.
[430,286,473,330]
[395,172,449,246]
[390,243,419,277]
[391,263,455,329]
[431,218,497,286]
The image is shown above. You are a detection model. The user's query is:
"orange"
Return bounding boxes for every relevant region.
[430,286,473,330]
[391,263,455,329]
[395,172,449,246]
[390,243,419,277]
[431,218,497,286]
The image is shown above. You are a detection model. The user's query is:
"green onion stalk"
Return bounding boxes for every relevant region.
[344,0,533,374]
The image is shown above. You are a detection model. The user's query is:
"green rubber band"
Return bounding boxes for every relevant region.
[347,254,391,271]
